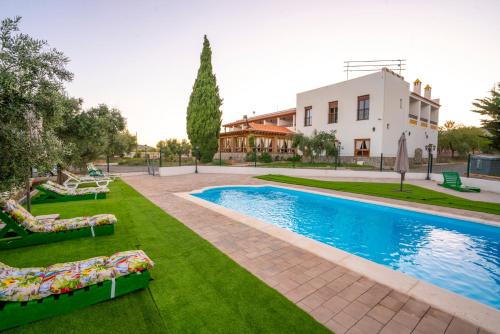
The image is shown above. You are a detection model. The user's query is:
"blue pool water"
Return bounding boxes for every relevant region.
[194,186,500,309]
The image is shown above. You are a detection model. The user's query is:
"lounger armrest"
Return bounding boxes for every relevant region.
[96,180,111,187]
[65,182,79,189]
[35,214,60,220]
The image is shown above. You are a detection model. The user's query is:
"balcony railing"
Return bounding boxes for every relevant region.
[420,117,428,122]
[408,114,418,120]
[430,120,437,125]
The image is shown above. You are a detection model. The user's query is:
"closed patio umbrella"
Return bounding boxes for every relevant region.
[394,133,409,191]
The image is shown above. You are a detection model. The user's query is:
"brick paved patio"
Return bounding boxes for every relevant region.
[122,174,496,334]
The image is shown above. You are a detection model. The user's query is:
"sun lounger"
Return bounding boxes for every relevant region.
[439,171,481,193]
[87,163,118,179]
[0,250,154,330]
[63,171,112,188]
[0,199,115,249]
[33,181,109,204]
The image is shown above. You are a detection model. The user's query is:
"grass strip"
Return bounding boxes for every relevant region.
[256,174,500,215]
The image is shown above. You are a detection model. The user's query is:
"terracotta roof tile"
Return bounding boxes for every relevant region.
[247,122,294,134]
[223,108,296,127]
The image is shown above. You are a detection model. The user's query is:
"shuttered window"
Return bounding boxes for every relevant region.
[328,101,338,124]
[357,95,369,120]
[304,106,312,126]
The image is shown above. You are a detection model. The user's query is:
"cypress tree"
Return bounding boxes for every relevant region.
[186,35,223,162]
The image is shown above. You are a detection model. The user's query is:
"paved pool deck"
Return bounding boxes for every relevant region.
[122,173,498,334]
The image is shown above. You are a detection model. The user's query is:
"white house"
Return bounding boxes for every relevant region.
[295,68,440,164]
[219,68,440,165]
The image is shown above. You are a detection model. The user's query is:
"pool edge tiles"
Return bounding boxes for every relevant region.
[175,185,500,333]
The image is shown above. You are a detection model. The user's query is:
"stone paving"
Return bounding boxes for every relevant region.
[122,173,497,334]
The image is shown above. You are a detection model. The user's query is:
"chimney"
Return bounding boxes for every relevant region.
[413,79,421,95]
[424,84,432,99]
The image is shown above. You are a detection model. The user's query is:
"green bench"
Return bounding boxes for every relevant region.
[0,250,154,331]
[0,200,115,249]
[439,171,481,192]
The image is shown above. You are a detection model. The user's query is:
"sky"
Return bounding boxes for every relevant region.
[1,0,499,145]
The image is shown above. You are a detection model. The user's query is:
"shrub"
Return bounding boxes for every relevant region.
[118,158,146,166]
[287,155,302,162]
[245,152,257,162]
[258,152,272,163]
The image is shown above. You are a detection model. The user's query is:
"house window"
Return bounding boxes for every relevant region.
[328,101,338,124]
[357,95,369,120]
[354,139,370,157]
[400,98,403,109]
[304,106,312,126]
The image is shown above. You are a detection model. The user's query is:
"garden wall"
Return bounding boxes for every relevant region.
[158,166,500,193]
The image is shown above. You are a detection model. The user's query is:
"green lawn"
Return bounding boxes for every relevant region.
[256,174,500,216]
[3,180,329,333]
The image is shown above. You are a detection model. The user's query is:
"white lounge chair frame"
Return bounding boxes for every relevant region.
[63,171,112,188]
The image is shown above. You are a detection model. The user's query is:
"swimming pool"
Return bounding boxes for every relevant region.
[193,185,500,309]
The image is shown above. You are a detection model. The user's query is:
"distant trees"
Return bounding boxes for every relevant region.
[0,16,73,193]
[57,104,135,169]
[157,138,191,162]
[292,130,338,162]
[186,35,223,163]
[472,83,500,151]
[438,121,491,158]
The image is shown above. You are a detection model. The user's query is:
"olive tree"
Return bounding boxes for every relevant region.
[292,130,337,163]
[0,17,73,206]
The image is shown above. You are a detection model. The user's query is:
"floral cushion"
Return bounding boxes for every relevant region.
[2,200,116,233]
[0,263,45,301]
[47,214,116,232]
[40,256,114,295]
[107,250,154,277]
[3,199,38,230]
[0,250,154,302]
[41,181,109,196]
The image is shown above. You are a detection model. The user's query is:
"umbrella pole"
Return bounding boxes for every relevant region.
[400,173,403,191]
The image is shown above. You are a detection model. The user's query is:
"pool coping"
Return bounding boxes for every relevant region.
[175,184,500,333]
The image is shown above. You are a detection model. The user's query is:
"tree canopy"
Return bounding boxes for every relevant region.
[438,121,491,157]
[157,138,191,161]
[186,35,223,163]
[0,16,73,192]
[292,130,338,162]
[57,104,135,167]
[472,83,500,151]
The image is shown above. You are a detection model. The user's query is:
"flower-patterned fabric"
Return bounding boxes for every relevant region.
[2,199,38,230]
[40,256,114,295]
[0,250,154,302]
[2,200,116,233]
[40,181,109,196]
[107,250,154,277]
[0,264,45,301]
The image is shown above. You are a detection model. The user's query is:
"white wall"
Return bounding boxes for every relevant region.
[295,70,439,159]
[159,166,195,176]
[381,71,411,157]
[198,165,427,179]
[158,165,500,193]
[296,71,385,156]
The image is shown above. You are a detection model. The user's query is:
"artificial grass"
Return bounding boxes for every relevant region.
[256,174,500,216]
[1,180,329,334]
